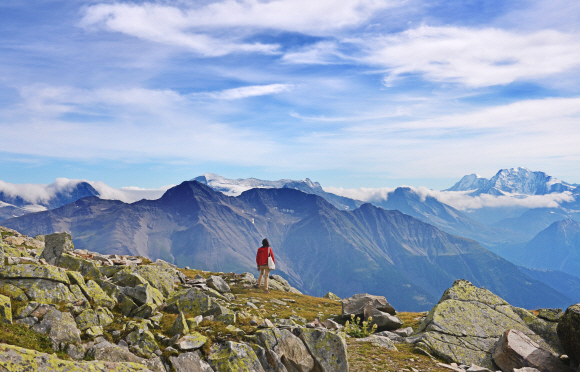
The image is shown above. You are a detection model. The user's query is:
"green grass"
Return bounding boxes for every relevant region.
[0,322,70,360]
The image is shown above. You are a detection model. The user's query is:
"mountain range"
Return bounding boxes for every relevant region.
[446,167,578,195]
[2,180,574,311]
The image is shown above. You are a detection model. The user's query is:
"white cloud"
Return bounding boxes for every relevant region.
[324,185,576,211]
[80,0,400,56]
[363,26,580,87]
[195,84,294,100]
[0,178,172,205]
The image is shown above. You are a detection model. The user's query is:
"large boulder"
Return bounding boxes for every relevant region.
[411,280,562,370]
[207,276,231,294]
[208,341,265,372]
[363,304,403,331]
[58,254,101,280]
[295,328,348,372]
[126,328,159,357]
[0,264,70,284]
[255,328,314,372]
[342,293,395,318]
[170,311,190,337]
[1,278,76,304]
[132,265,180,296]
[0,342,153,371]
[174,332,208,351]
[87,339,144,363]
[492,329,570,372]
[86,280,117,309]
[170,351,214,372]
[0,294,12,324]
[557,303,580,364]
[40,232,72,265]
[167,287,219,315]
[31,307,81,350]
[75,309,101,331]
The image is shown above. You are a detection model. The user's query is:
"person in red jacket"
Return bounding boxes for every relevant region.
[255,238,275,293]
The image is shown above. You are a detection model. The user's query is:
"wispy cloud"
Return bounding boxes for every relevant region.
[324,185,576,210]
[194,84,294,100]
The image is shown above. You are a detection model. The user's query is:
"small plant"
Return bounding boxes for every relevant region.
[344,314,377,338]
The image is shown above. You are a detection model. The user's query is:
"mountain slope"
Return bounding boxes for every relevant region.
[517,266,580,303]
[504,219,580,277]
[2,181,572,311]
[446,167,576,195]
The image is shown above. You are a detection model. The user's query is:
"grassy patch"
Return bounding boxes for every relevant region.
[0,322,70,360]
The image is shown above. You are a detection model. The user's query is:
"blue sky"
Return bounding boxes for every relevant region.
[1,0,580,190]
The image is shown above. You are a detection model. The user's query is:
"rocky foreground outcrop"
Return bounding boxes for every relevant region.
[0,227,347,372]
[410,279,574,371]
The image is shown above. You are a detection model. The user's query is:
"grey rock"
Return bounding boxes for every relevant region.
[253,344,288,372]
[356,335,398,351]
[32,307,81,350]
[557,303,580,364]
[342,293,396,318]
[514,368,541,372]
[40,232,73,265]
[393,326,414,337]
[15,316,38,327]
[175,332,208,350]
[295,327,348,372]
[537,308,563,322]
[466,365,493,372]
[364,304,403,330]
[66,343,85,360]
[87,340,144,363]
[492,329,570,372]
[208,341,265,372]
[170,351,215,372]
[206,276,231,293]
[322,319,342,330]
[374,330,404,343]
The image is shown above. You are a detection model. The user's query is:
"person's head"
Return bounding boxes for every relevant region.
[262,238,270,247]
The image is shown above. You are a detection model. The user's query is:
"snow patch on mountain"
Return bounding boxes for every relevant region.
[446,167,576,195]
[193,172,320,196]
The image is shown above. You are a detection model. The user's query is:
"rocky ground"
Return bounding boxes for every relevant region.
[1,225,579,372]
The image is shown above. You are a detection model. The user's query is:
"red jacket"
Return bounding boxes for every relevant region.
[256,246,275,266]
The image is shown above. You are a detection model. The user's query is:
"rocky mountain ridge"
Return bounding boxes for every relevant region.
[2,181,574,311]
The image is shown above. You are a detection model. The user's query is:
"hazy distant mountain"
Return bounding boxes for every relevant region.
[498,219,580,277]
[371,187,525,246]
[446,167,576,195]
[0,181,99,209]
[518,266,580,303]
[3,181,572,311]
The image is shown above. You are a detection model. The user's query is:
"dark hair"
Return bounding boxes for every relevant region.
[261,238,270,247]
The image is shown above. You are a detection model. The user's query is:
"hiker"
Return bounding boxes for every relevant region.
[255,238,275,293]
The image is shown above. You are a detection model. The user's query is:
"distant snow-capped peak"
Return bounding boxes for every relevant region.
[192,173,320,196]
[446,167,576,195]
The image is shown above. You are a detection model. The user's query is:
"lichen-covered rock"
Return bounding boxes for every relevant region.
[170,311,190,336]
[412,280,561,370]
[2,278,76,304]
[69,284,89,304]
[66,271,90,296]
[537,308,563,322]
[0,264,70,284]
[342,293,396,318]
[208,341,265,372]
[97,279,121,299]
[557,303,580,364]
[323,292,340,300]
[295,328,348,372]
[132,265,179,296]
[363,304,403,331]
[252,344,287,372]
[113,268,149,288]
[0,281,28,301]
[120,295,139,317]
[207,276,231,294]
[87,340,144,363]
[58,254,101,281]
[40,232,73,265]
[32,307,81,350]
[127,328,159,357]
[215,313,236,325]
[75,309,101,331]
[0,293,12,324]
[492,329,570,372]
[175,332,208,351]
[0,342,153,371]
[86,280,116,309]
[97,307,114,327]
[510,307,561,351]
[170,351,214,372]
[167,287,218,315]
